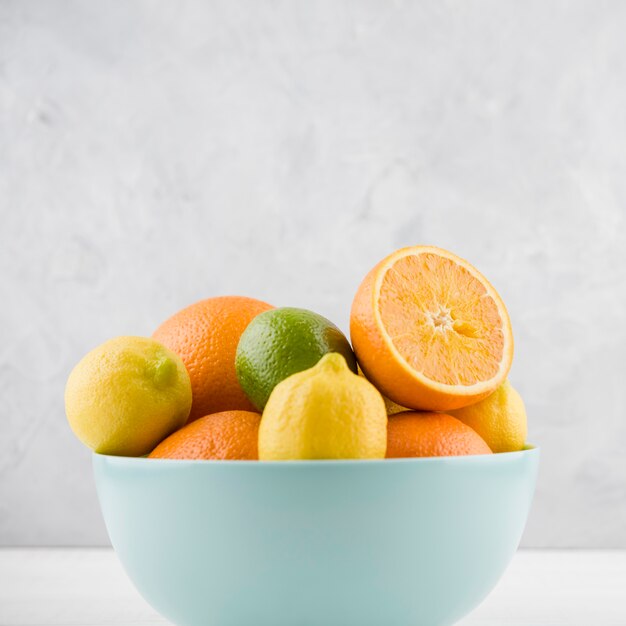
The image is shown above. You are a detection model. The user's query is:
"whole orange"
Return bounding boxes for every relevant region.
[153,296,273,422]
[386,411,492,458]
[149,410,261,460]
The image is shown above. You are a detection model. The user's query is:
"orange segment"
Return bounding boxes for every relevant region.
[379,253,505,385]
[351,246,513,411]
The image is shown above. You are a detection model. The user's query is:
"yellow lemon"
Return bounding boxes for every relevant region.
[448,379,527,453]
[259,353,387,460]
[65,336,192,456]
[358,365,409,415]
[382,395,410,416]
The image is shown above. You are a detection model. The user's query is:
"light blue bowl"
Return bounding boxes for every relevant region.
[93,447,539,626]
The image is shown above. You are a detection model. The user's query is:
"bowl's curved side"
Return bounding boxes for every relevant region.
[93,450,539,626]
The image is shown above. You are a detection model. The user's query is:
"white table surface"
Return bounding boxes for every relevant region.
[0,548,624,625]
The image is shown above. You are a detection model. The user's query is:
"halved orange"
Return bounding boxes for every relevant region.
[350,246,513,411]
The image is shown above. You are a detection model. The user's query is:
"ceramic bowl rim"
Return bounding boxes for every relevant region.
[93,444,539,467]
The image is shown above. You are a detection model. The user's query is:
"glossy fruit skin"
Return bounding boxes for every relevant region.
[449,379,527,453]
[65,336,192,456]
[386,411,492,458]
[149,411,261,460]
[350,246,513,412]
[153,296,273,422]
[236,307,357,410]
[259,353,386,460]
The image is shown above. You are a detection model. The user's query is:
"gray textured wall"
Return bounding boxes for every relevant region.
[1,1,625,547]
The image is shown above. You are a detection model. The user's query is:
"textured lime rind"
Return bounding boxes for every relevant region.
[236,307,357,410]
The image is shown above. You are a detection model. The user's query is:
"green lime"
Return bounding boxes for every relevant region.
[235,307,358,410]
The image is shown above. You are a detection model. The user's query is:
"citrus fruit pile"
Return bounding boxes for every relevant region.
[65,246,528,460]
